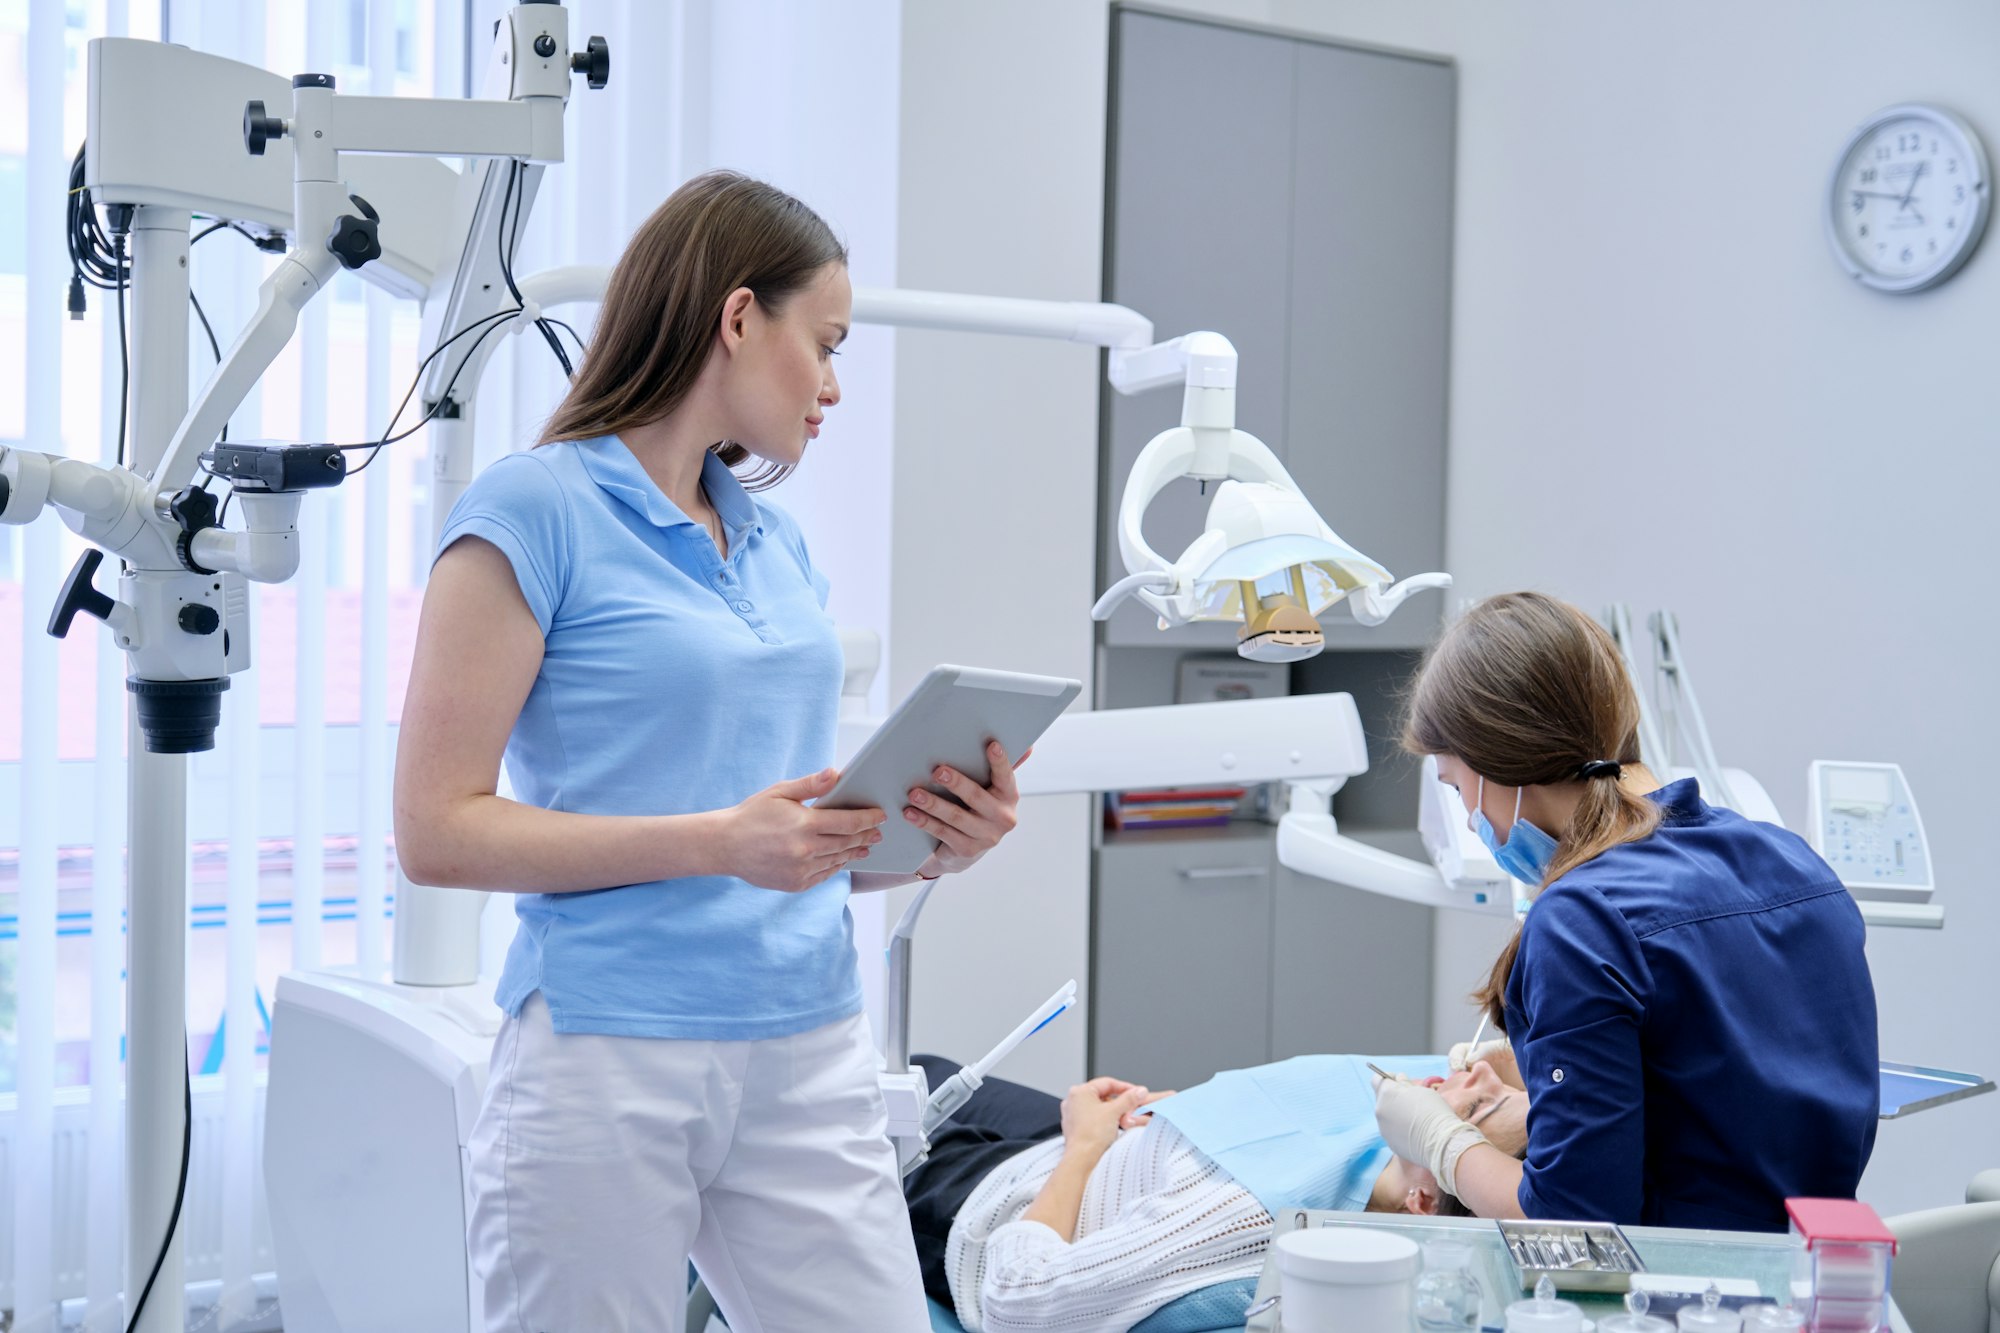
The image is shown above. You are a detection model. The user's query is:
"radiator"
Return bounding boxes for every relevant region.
[0,1076,276,1322]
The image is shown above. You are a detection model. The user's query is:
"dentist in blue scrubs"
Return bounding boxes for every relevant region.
[1374,592,1878,1232]
[394,173,1023,1332]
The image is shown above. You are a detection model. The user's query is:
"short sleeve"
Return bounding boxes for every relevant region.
[1508,881,1653,1222]
[759,500,830,609]
[436,450,570,635]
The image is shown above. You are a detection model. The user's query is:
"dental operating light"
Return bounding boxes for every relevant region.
[1093,330,1451,662]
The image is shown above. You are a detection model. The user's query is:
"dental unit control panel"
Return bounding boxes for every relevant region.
[1808,762,1933,905]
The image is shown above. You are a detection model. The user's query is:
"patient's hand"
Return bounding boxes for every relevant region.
[1058,1078,1174,1157]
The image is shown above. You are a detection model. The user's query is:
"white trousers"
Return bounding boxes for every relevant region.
[467,992,932,1333]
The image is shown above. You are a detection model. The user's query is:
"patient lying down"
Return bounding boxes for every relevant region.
[903,1053,1526,1333]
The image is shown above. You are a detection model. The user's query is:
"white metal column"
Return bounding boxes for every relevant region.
[124,205,196,1333]
[85,14,134,1331]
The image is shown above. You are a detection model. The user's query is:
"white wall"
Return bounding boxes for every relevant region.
[890,0,1998,1214]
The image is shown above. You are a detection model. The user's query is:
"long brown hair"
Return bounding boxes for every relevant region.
[1403,592,1661,1031]
[539,170,847,490]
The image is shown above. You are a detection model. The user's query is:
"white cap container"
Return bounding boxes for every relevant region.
[1275,1228,1422,1333]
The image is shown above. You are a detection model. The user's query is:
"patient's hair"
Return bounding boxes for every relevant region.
[1402,592,1661,1032]
[537,170,847,490]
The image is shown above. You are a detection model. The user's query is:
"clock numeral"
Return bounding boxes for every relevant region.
[1875,145,1892,161]
[1900,246,1914,263]
[1947,158,1958,173]
[1928,238,1938,254]
[1931,139,1940,154]
[1851,193,1865,213]
[1860,168,1879,184]
[1955,183,1967,203]
[1858,224,1869,238]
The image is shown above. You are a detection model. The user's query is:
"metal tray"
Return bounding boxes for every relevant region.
[1497,1219,1647,1294]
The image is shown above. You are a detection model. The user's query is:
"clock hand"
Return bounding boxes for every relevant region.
[1898,161,1927,211]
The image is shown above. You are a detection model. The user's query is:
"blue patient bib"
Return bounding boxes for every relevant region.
[1147,1054,1448,1217]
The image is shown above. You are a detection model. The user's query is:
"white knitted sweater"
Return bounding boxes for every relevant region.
[945,1120,1274,1333]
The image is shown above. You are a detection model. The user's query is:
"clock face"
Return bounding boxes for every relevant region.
[1828,104,1991,293]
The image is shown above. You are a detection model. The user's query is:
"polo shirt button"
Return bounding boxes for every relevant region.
[735,600,752,612]
[1551,1068,1565,1084]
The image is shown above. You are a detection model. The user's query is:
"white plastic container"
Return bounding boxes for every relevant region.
[1275,1227,1422,1332]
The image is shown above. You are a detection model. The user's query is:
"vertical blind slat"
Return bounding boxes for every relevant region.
[291,0,339,975]
[16,0,68,1327]
[86,1,133,1314]
[86,0,132,1306]
[217,0,268,1305]
[356,0,399,979]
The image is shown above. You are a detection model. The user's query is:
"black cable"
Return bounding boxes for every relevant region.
[546,318,587,357]
[188,291,227,444]
[124,1052,192,1333]
[498,160,574,378]
[343,308,518,476]
[112,234,129,469]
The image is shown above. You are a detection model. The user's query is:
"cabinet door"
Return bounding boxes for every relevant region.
[1092,835,1273,1090]
[1101,11,1297,649]
[1285,44,1455,651]
[1270,861,1433,1058]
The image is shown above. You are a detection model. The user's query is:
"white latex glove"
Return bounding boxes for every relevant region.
[1374,1077,1490,1197]
[1447,1035,1513,1073]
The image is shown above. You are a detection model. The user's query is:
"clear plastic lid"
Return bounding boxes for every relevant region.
[1676,1286,1744,1332]
[1505,1276,1584,1332]
[1739,1304,1808,1330]
[1597,1289,1675,1332]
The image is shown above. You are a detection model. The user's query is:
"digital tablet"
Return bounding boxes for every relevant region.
[817,665,1083,873]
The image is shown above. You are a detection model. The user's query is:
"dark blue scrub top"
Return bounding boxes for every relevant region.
[1505,779,1879,1231]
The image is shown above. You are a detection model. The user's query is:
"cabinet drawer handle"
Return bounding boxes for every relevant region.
[1179,865,1266,881]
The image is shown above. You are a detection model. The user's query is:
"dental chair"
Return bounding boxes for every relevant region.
[1887,1173,2000,1333]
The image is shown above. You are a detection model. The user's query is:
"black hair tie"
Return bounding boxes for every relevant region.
[1577,760,1623,780]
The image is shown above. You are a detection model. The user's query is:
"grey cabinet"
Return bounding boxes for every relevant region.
[1270,864,1432,1059]
[1091,827,1434,1090]
[1100,10,1455,652]
[1285,43,1455,651]
[1091,830,1273,1092]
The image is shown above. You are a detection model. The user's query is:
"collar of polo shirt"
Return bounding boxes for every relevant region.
[579,435,767,543]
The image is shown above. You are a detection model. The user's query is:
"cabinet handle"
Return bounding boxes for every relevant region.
[1179,865,1267,881]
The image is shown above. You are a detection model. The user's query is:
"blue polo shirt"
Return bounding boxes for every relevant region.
[1506,779,1879,1231]
[434,436,859,1040]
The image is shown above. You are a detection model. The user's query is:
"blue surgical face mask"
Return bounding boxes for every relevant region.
[1470,776,1559,886]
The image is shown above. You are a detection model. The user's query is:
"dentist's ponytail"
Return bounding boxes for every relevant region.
[1402,592,1661,1032]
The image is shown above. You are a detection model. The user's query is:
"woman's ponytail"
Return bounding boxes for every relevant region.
[1402,592,1662,1031]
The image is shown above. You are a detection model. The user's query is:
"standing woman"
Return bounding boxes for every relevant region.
[394,172,1023,1332]
[1374,592,1878,1231]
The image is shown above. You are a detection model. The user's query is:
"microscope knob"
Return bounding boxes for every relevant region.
[328,214,382,271]
[572,35,610,90]
[243,100,287,156]
[178,604,221,636]
[533,33,558,59]
[48,549,116,639]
